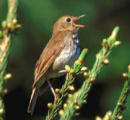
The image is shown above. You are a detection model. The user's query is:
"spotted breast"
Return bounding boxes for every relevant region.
[52,32,80,72]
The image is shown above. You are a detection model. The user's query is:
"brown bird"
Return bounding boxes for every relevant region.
[27,15,85,114]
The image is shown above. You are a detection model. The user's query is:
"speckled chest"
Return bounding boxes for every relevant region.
[52,33,80,71]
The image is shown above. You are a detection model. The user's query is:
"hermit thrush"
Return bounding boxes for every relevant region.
[27,15,85,114]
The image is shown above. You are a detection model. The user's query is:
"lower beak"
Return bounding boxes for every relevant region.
[72,14,85,29]
[72,23,85,28]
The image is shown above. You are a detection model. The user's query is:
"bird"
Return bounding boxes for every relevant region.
[27,14,85,114]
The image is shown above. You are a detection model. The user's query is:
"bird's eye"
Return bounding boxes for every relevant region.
[66,18,71,22]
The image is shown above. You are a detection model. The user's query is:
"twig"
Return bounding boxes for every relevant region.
[0,0,19,119]
[111,65,130,120]
[59,27,120,120]
[45,49,88,120]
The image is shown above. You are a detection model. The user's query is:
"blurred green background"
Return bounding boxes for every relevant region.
[0,0,130,120]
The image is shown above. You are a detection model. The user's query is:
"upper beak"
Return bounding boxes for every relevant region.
[72,14,85,29]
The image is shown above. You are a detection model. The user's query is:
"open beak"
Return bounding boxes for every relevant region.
[72,14,85,29]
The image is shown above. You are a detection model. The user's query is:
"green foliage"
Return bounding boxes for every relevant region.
[111,67,130,120]
[0,0,19,119]
[0,0,130,120]
[59,27,121,120]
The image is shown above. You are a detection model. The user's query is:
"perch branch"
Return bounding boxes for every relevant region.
[59,27,120,120]
[45,49,88,120]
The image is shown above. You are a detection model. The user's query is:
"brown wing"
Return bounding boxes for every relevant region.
[32,31,65,88]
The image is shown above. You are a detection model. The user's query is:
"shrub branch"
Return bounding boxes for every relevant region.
[0,0,18,119]
[111,65,130,120]
[59,27,120,120]
[45,49,88,120]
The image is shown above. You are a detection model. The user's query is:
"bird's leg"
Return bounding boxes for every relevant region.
[47,80,57,104]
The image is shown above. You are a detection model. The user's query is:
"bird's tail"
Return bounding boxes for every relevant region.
[27,87,39,115]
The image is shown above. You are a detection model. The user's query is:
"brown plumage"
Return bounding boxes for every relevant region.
[27,15,85,114]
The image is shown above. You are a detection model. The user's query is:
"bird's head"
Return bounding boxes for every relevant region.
[53,15,85,35]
